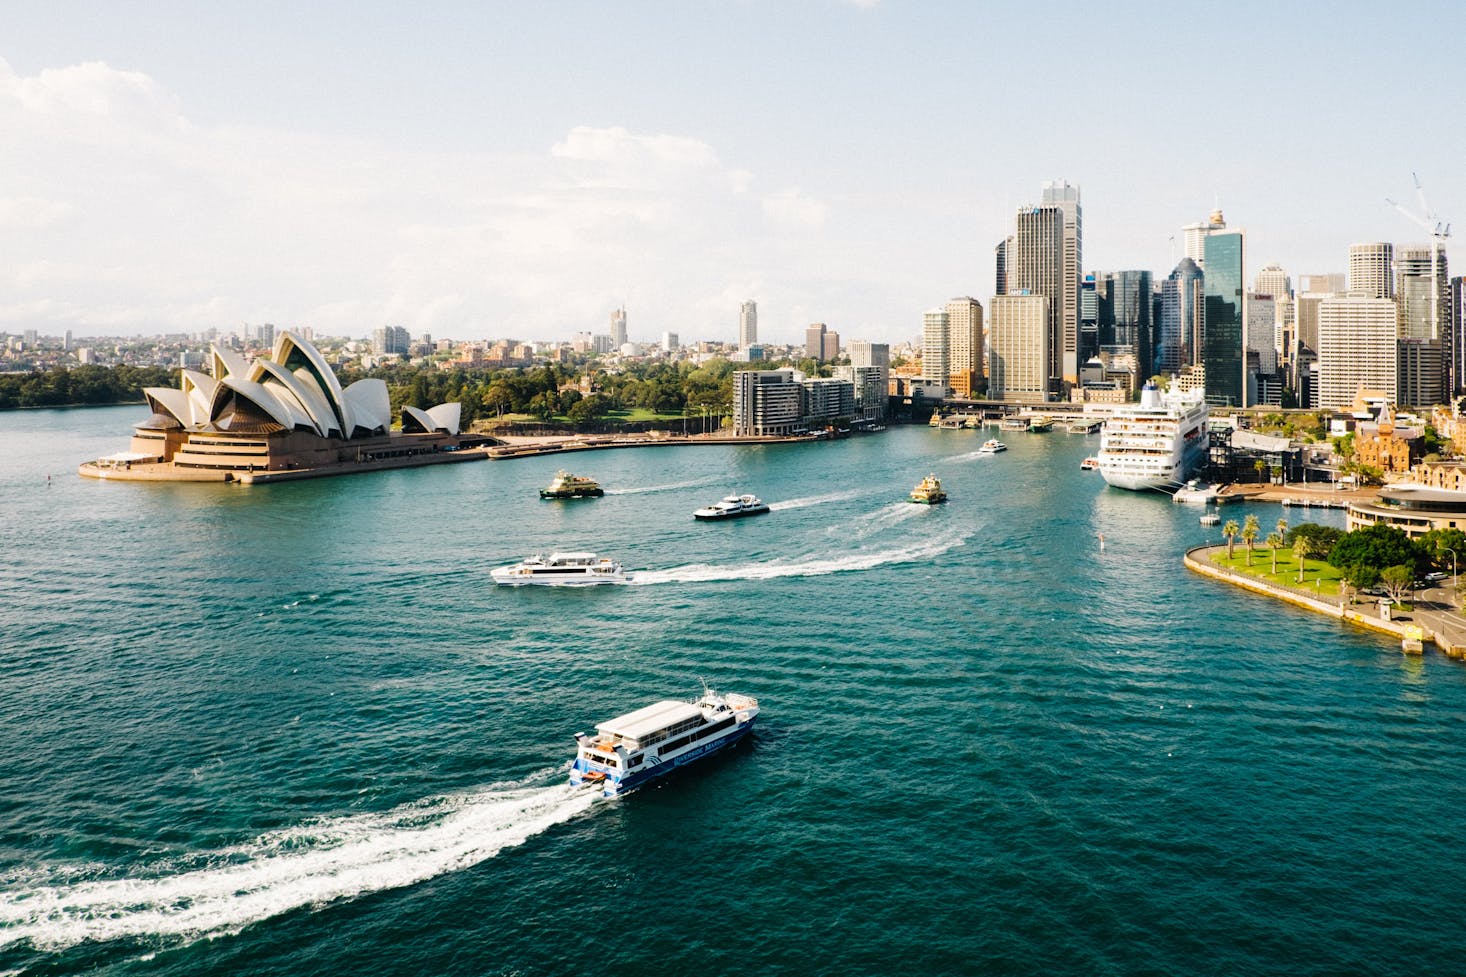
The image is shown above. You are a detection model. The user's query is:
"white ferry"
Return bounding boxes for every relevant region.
[694,494,771,520]
[977,439,1007,454]
[1096,381,1209,492]
[490,552,629,586]
[569,687,760,797]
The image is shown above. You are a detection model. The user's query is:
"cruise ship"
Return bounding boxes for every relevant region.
[569,687,760,797]
[1096,382,1210,492]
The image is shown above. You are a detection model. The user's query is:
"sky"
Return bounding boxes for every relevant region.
[2,0,1464,346]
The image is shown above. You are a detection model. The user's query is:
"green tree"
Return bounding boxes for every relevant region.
[1340,564,1380,605]
[1241,514,1260,565]
[1286,522,1343,554]
[1222,519,1240,559]
[1327,523,1424,574]
[1417,528,1466,576]
[1380,564,1415,604]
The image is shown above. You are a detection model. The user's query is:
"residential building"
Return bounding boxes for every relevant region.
[833,365,887,421]
[733,369,803,436]
[1315,295,1398,409]
[662,332,679,352]
[987,293,1049,404]
[921,308,950,392]
[610,307,627,349]
[739,300,757,349]
[849,340,890,403]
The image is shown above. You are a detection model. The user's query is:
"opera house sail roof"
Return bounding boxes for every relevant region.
[81,331,474,484]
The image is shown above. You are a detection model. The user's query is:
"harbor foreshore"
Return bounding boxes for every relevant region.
[485,431,823,459]
[1184,544,1466,659]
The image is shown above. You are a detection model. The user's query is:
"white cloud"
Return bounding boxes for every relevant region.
[0,58,904,344]
[762,188,830,229]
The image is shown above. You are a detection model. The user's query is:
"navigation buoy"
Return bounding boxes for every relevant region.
[1097,532,1105,551]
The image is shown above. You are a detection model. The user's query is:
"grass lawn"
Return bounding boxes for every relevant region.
[1209,545,1345,599]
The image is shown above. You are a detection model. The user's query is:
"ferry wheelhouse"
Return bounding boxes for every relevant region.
[569,688,760,797]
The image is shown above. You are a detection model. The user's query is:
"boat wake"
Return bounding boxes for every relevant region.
[767,489,863,511]
[838,501,925,538]
[630,530,969,585]
[0,775,595,955]
[939,449,996,464]
[604,476,717,496]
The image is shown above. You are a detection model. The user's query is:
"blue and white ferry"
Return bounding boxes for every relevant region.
[569,687,760,797]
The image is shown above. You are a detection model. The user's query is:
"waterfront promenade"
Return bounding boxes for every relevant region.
[1185,543,1466,659]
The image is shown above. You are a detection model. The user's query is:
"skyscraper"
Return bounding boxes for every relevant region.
[1041,180,1082,384]
[1110,271,1153,375]
[994,235,1013,296]
[610,307,628,348]
[1157,258,1203,375]
[1316,296,1398,409]
[1183,210,1226,266]
[739,300,757,349]
[944,297,984,397]
[821,329,840,361]
[1202,227,1247,407]
[921,309,950,388]
[987,294,1049,404]
[1255,262,1291,301]
[1011,203,1064,398]
[1396,245,1450,406]
[1348,243,1394,299]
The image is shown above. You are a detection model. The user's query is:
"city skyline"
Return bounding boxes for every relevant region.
[2,2,1464,345]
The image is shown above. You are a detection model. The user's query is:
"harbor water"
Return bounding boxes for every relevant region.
[3,406,1465,976]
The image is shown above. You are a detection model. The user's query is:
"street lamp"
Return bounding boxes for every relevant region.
[1445,546,1459,588]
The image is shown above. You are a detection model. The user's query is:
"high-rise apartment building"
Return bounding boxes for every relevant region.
[987,294,1050,404]
[944,297,984,397]
[1202,227,1247,407]
[610,307,627,348]
[1316,296,1398,409]
[1348,243,1394,299]
[1255,262,1291,301]
[922,309,950,389]
[805,323,828,360]
[373,325,410,355]
[1041,180,1082,384]
[739,300,757,349]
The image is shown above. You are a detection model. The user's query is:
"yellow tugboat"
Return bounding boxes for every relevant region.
[540,471,604,499]
[908,474,948,504]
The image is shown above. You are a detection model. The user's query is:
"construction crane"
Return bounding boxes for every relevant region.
[1386,172,1452,347]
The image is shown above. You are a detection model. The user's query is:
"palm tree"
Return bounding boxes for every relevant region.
[1293,535,1316,584]
[1277,517,1289,542]
[1267,532,1284,574]
[1223,519,1240,560]
[1241,514,1260,566]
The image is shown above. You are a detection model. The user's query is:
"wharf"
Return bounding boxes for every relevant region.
[79,448,490,484]
[1213,483,1378,508]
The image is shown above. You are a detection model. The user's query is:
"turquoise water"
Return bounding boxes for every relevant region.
[2,407,1464,976]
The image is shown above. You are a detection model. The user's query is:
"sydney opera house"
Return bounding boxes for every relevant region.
[80,331,485,483]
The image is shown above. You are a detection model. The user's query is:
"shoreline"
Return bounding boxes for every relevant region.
[1184,544,1464,659]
